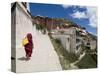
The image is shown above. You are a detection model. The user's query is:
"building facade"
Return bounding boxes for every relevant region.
[11,2,33,72]
[51,28,76,54]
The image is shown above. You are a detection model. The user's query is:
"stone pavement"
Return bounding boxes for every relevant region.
[16,31,62,73]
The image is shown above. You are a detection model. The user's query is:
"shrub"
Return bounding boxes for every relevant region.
[75,54,97,68]
[36,24,46,34]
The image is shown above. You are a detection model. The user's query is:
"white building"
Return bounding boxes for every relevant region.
[51,25,97,56]
[51,28,76,54]
[11,2,34,72]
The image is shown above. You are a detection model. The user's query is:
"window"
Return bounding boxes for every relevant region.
[68,38,69,42]
[87,42,90,45]
[76,39,80,43]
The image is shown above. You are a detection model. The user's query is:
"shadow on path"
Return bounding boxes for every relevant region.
[18,57,30,61]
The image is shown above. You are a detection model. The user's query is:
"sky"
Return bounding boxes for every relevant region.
[29,3,97,35]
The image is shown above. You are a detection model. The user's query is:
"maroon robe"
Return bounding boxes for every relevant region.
[24,33,33,58]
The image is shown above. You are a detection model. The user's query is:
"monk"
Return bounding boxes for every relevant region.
[24,33,33,60]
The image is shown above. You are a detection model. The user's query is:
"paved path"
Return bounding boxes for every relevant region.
[16,31,62,73]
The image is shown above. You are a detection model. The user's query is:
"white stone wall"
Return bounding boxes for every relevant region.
[11,4,16,72]
[11,7,16,57]
[15,4,34,57]
[90,40,97,50]
[52,28,76,53]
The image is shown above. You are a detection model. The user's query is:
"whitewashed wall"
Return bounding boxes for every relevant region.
[11,7,16,58]
[90,40,97,50]
[52,28,76,53]
[11,4,16,72]
[16,4,34,57]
